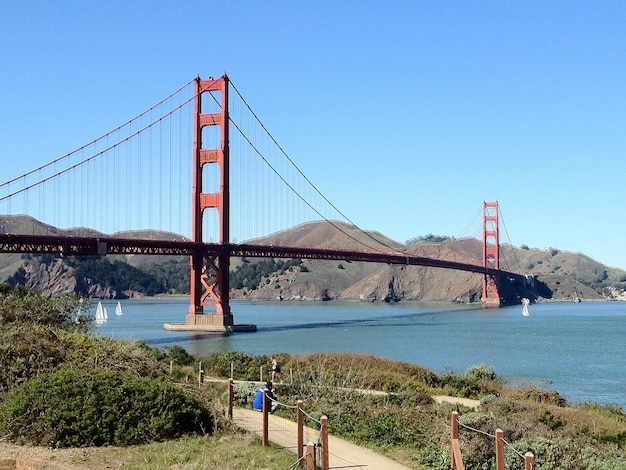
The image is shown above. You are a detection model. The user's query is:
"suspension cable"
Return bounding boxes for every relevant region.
[0,79,195,189]
[229,79,407,255]
[499,206,524,273]
[0,95,195,203]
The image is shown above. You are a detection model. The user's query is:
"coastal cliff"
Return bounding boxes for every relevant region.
[1,217,625,302]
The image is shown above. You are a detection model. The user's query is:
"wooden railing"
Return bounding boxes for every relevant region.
[451,411,535,470]
[228,379,329,470]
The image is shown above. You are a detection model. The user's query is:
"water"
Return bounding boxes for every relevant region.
[94,299,626,407]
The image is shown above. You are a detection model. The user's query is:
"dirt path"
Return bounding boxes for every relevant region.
[432,395,480,409]
[0,443,125,469]
[0,383,477,469]
[232,407,411,470]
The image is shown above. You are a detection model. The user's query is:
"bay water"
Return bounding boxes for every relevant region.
[94,299,626,407]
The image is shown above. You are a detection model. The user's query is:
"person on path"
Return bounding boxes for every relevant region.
[252,381,278,412]
[271,356,281,382]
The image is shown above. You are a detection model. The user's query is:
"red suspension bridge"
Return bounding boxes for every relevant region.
[0,74,526,332]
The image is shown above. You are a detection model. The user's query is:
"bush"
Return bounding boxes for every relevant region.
[0,323,67,391]
[440,364,503,398]
[0,368,213,447]
[165,345,195,367]
[464,364,499,383]
[505,388,568,406]
[0,284,89,332]
[202,351,269,381]
[232,381,262,407]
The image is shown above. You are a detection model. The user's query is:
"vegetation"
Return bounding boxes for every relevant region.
[144,258,190,294]
[229,257,302,290]
[0,283,294,468]
[6,231,626,302]
[2,283,626,469]
[203,352,626,470]
[406,234,451,244]
[1,368,213,447]
[65,256,163,296]
[11,254,167,297]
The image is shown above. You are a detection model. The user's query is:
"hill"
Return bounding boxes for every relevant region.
[2,215,626,302]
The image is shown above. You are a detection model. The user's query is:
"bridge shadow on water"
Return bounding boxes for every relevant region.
[259,311,439,333]
[256,305,481,333]
[144,333,227,346]
[142,306,479,346]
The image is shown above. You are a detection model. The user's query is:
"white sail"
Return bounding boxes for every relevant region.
[115,301,123,316]
[95,301,108,322]
[521,298,530,317]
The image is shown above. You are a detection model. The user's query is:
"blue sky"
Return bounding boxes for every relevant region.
[2,1,626,269]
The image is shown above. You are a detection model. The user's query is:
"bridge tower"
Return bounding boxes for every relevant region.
[186,74,234,329]
[482,201,501,306]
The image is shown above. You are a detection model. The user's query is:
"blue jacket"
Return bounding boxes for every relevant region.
[253,387,268,410]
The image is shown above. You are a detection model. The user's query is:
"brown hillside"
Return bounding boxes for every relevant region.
[2,216,626,302]
[248,220,403,252]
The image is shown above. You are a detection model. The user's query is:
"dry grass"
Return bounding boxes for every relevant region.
[0,433,296,470]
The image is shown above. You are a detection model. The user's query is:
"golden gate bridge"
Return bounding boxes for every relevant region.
[0,74,526,332]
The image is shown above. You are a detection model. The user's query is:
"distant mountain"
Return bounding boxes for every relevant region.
[227,221,626,304]
[1,216,625,302]
[0,215,189,299]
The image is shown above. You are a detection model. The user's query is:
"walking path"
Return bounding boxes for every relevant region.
[232,407,411,470]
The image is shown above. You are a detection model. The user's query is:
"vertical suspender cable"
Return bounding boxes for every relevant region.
[168,99,173,234]
[148,110,153,233]
[159,102,163,233]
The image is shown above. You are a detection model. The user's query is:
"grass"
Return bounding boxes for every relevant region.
[115,434,296,470]
[199,351,626,469]
[14,433,297,469]
[2,288,626,470]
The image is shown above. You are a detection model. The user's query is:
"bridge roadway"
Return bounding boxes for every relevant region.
[0,234,525,280]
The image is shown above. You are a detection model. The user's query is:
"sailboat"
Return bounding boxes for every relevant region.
[521,298,530,317]
[115,301,123,316]
[95,301,108,323]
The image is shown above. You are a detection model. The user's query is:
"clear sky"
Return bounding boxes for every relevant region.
[2,1,626,269]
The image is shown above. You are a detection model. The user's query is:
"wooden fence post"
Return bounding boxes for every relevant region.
[495,429,504,470]
[228,378,233,419]
[451,411,464,470]
[525,451,535,470]
[262,389,269,447]
[306,442,316,470]
[320,416,329,470]
[297,400,304,467]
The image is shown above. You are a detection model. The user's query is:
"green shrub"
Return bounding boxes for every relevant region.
[0,284,89,332]
[440,364,503,398]
[165,345,195,366]
[232,381,262,407]
[506,388,568,406]
[60,334,164,379]
[464,364,498,382]
[0,368,213,447]
[201,351,270,381]
[539,409,565,430]
[0,323,67,391]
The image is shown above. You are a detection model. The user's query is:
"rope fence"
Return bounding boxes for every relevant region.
[208,368,535,469]
[228,379,330,470]
[451,411,535,470]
